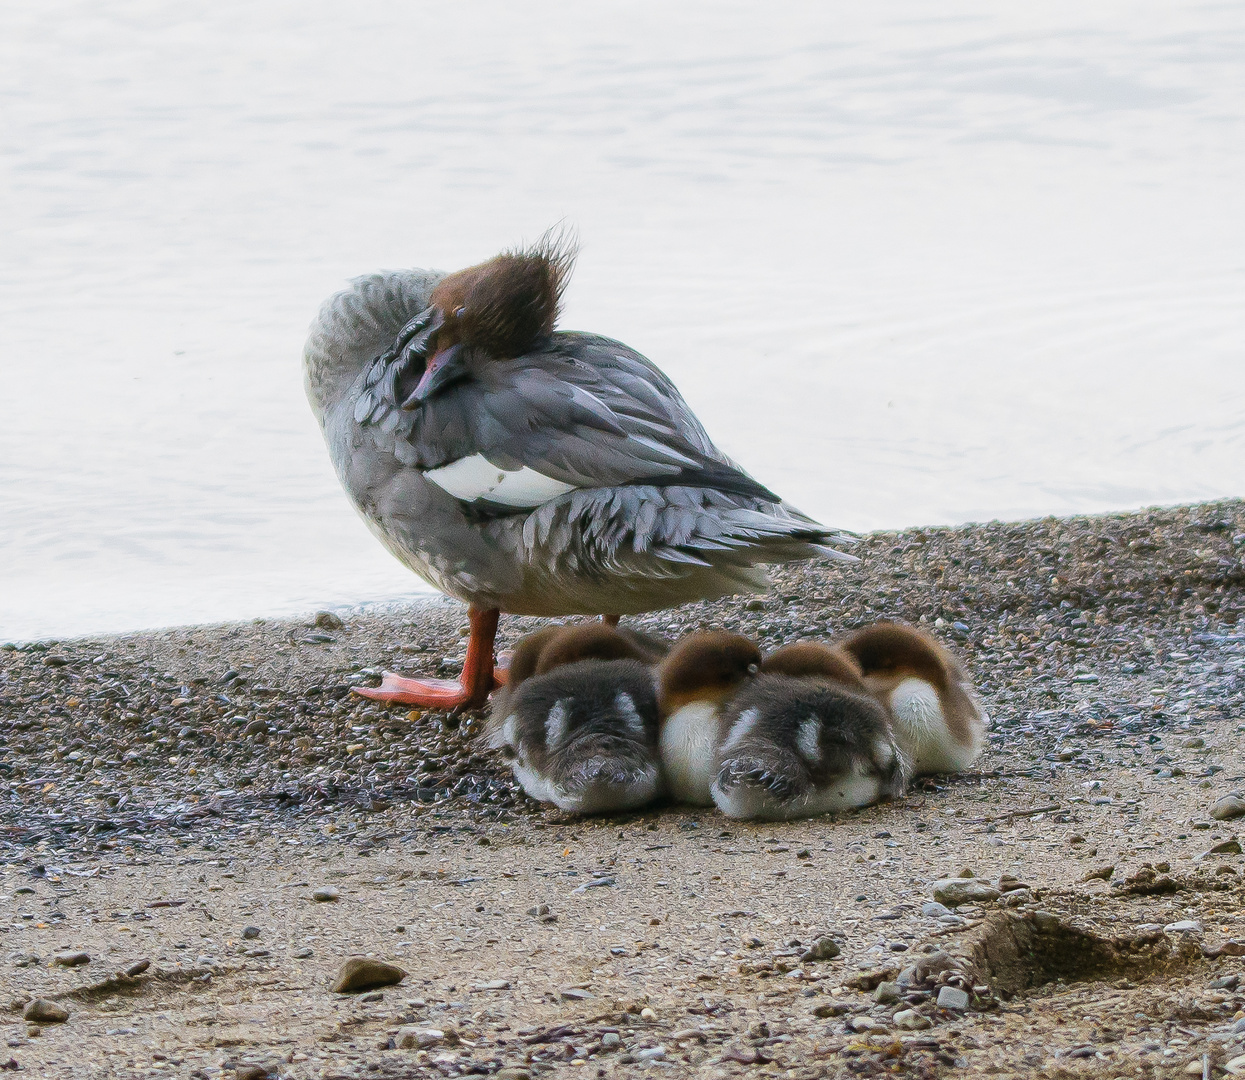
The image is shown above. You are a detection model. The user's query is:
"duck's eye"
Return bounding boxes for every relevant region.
[746,663,759,676]
[454,306,467,318]
[499,744,517,761]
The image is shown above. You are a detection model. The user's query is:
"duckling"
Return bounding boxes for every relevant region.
[486,623,665,814]
[655,632,763,805]
[711,642,907,821]
[305,229,856,710]
[839,622,986,775]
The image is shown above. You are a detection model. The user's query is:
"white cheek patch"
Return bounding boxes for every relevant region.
[614,692,646,736]
[796,718,821,764]
[545,699,571,749]
[423,454,577,507]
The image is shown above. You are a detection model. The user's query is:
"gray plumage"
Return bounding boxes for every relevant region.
[304,267,855,617]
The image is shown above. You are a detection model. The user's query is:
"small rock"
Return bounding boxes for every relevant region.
[359,991,383,1003]
[331,957,407,993]
[494,1070,532,1080]
[1164,920,1203,935]
[1079,865,1114,883]
[1234,1017,1245,1034]
[314,611,344,630]
[52,951,90,968]
[124,959,150,977]
[1225,1053,1245,1076]
[560,987,593,1000]
[849,1016,884,1033]
[811,1001,850,1017]
[22,999,68,1024]
[640,1007,656,1020]
[13,955,39,968]
[293,948,314,959]
[1208,839,1242,855]
[1211,797,1245,821]
[931,878,1000,907]
[921,901,952,918]
[936,986,970,1011]
[234,1067,273,1080]
[1184,737,1206,749]
[635,1047,666,1061]
[1032,911,1061,933]
[241,926,261,940]
[312,888,340,903]
[893,1009,932,1030]
[801,936,841,961]
[477,979,510,990]
[873,981,902,1004]
[600,1033,621,1048]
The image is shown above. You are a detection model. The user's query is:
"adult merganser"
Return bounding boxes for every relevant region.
[303,230,854,709]
[839,622,986,775]
[485,622,665,813]
[655,632,763,805]
[710,641,907,821]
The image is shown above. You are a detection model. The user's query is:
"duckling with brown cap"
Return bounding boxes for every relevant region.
[486,623,667,813]
[655,632,763,805]
[710,641,908,820]
[839,622,986,775]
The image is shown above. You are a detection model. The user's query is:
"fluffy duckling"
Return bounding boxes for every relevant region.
[655,632,763,805]
[486,623,665,814]
[711,642,907,821]
[839,622,986,775]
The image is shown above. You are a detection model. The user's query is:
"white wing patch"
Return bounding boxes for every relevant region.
[720,706,761,755]
[614,692,646,736]
[796,718,821,764]
[545,699,571,748]
[424,454,577,507]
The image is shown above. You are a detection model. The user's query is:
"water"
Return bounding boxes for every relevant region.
[2,1,1243,641]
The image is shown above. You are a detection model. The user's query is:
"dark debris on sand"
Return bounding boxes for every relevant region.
[1,499,1242,865]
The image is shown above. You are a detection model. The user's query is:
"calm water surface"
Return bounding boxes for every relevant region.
[2,2,1243,640]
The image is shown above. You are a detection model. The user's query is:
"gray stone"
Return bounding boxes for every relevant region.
[873,981,902,1004]
[293,948,313,959]
[560,987,593,1001]
[801,936,841,961]
[893,1009,932,1030]
[600,1033,621,1048]
[635,1047,666,1061]
[1211,796,1245,821]
[314,611,344,630]
[396,1026,451,1049]
[241,926,261,940]
[1032,911,1062,933]
[922,901,952,918]
[331,957,406,993]
[22,999,68,1024]
[931,878,1001,907]
[52,951,90,968]
[936,986,970,1011]
[1232,1017,1245,1034]
[1164,920,1203,935]
[312,888,340,903]
[124,959,150,977]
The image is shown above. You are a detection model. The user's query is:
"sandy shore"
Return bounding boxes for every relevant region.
[2,498,1244,1079]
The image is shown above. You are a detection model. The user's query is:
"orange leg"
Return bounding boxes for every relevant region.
[354,607,502,710]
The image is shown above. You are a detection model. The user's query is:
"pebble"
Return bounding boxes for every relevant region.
[330,957,407,993]
[560,987,593,1001]
[922,901,952,918]
[312,888,340,902]
[1212,797,1245,821]
[241,926,261,940]
[635,1047,666,1061]
[1165,920,1204,935]
[292,948,314,959]
[931,878,1001,907]
[601,1033,621,1048]
[801,936,841,961]
[495,1069,532,1080]
[124,959,151,977]
[314,611,344,630]
[396,1026,449,1049]
[1208,839,1243,855]
[936,986,970,1011]
[640,1007,656,1020]
[1225,1054,1245,1076]
[893,1009,932,1030]
[1233,1018,1245,1034]
[873,981,902,1004]
[22,1000,68,1024]
[52,951,90,967]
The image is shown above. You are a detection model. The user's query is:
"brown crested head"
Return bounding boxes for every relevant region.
[430,226,577,359]
[534,623,650,675]
[760,641,866,692]
[657,632,763,715]
[838,622,954,691]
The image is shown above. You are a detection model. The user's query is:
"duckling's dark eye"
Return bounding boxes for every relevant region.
[746,663,759,676]
[499,744,517,761]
